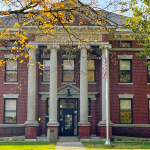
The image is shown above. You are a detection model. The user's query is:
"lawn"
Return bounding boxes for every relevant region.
[0,142,56,150]
[83,142,150,149]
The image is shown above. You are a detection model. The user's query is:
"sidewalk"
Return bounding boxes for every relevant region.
[55,142,87,150]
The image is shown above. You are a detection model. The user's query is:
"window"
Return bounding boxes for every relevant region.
[119,60,132,83]
[5,59,18,82]
[88,60,95,82]
[119,41,132,48]
[88,99,91,116]
[120,99,132,124]
[63,60,75,82]
[4,99,17,124]
[6,40,18,47]
[43,59,50,82]
[147,60,150,83]
[47,98,49,115]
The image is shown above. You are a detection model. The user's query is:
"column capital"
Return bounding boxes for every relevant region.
[78,44,90,50]
[99,44,111,50]
[47,44,60,50]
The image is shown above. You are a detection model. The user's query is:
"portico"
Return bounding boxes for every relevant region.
[24,41,112,140]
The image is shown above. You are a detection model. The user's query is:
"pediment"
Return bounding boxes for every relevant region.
[58,84,80,95]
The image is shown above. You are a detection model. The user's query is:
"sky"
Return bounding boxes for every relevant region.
[0,0,134,17]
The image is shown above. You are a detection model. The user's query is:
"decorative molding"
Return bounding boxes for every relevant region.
[78,44,90,49]
[41,82,49,84]
[3,93,19,98]
[113,124,150,127]
[118,93,134,99]
[111,48,144,51]
[100,44,111,49]
[4,54,19,58]
[117,54,133,59]
[47,44,60,50]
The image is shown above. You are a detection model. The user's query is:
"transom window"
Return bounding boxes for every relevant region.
[4,99,17,124]
[88,60,95,82]
[63,60,75,82]
[119,60,132,83]
[119,41,132,48]
[120,99,132,124]
[43,59,50,82]
[5,59,18,82]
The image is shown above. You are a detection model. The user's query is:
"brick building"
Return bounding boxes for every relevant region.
[0,9,150,141]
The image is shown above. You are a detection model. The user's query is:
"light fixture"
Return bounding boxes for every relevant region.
[66,89,72,97]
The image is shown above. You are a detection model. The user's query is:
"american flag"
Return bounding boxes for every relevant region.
[102,57,107,79]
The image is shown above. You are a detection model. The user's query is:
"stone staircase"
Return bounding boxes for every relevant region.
[36,134,47,142]
[58,136,79,142]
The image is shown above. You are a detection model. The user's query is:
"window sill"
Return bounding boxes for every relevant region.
[4,82,18,85]
[118,83,133,85]
[61,82,76,84]
[88,116,92,117]
[41,82,50,84]
[147,83,150,85]
[88,82,97,84]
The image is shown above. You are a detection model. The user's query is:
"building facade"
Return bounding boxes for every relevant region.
[0,11,150,141]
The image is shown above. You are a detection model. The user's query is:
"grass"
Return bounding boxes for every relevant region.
[0,142,56,150]
[82,142,150,149]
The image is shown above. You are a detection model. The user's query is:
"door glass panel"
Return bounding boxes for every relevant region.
[65,114,72,129]
[60,99,77,108]
[60,110,63,135]
[74,111,77,136]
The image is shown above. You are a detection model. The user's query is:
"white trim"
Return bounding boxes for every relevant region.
[3,93,19,98]
[0,124,24,127]
[41,54,50,59]
[88,82,97,84]
[91,98,96,100]
[118,83,133,85]
[25,139,37,141]
[147,83,150,85]
[113,124,150,127]
[4,82,18,85]
[147,56,150,59]
[61,82,76,85]
[147,95,150,99]
[4,54,19,58]
[41,82,49,84]
[88,116,92,117]
[111,48,144,51]
[118,93,134,99]
[117,55,133,59]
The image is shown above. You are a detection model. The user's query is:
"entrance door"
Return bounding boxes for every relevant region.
[63,110,74,136]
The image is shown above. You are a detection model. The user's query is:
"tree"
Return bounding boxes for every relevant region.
[120,0,150,58]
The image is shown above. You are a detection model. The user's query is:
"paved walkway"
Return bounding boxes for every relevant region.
[55,142,87,150]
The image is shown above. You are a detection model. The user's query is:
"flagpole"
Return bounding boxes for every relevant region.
[105,48,110,145]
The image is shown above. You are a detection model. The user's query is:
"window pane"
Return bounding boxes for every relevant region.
[88,71,95,82]
[5,112,16,123]
[119,42,131,48]
[120,60,130,70]
[6,71,17,82]
[6,60,17,70]
[119,71,131,83]
[63,60,74,70]
[63,70,74,82]
[88,60,95,70]
[5,100,16,110]
[60,99,77,108]
[43,60,50,71]
[120,112,132,123]
[43,71,50,82]
[120,100,131,110]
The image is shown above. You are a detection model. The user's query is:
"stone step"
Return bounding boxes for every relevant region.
[36,136,47,142]
[59,136,79,142]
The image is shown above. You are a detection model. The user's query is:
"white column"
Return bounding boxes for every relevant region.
[78,45,90,126]
[24,45,38,126]
[98,44,112,126]
[47,44,59,126]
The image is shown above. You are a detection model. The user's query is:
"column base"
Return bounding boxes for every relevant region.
[78,122,91,139]
[24,120,39,139]
[47,126,59,142]
[98,126,112,139]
